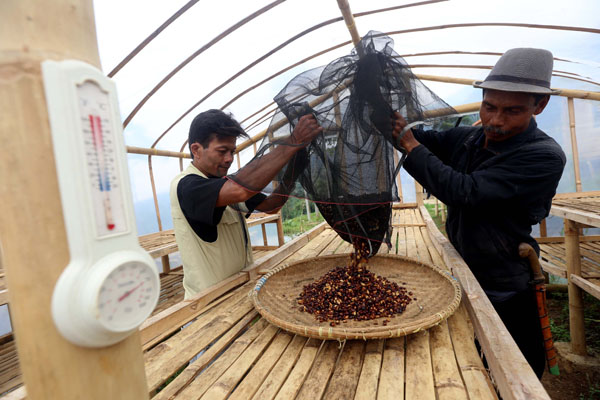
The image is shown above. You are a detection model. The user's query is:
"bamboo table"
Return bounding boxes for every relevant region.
[141,205,549,400]
[547,191,600,355]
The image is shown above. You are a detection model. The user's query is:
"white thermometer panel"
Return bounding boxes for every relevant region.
[77,80,127,237]
[42,60,160,347]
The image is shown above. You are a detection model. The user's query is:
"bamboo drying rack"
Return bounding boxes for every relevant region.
[2,0,600,398]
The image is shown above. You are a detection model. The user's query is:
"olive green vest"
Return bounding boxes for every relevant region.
[170,164,253,299]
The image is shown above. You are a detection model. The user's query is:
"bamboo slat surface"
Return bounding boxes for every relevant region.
[551,193,600,228]
[139,229,178,259]
[0,336,21,397]
[144,208,499,400]
[539,239,600,300]
[152,244,276,316]
[0,246,274,397]
[543,192,600,300]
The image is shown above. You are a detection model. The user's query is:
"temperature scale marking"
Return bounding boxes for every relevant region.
[77,80,127,237]
[89,114,115,231]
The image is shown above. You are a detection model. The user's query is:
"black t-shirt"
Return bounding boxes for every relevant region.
[177,174,267,242]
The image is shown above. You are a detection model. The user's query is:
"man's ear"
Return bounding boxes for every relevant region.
[190,142,203,160]
[533,95,550,115]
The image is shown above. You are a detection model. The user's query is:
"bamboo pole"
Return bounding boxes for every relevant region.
[564,219,587,355]
[107,0,201,77]
[414,74,600,101]
[414,181,424,206]
[539,219,547,237]
[131,1,448,146]
[122,0,286,127]
[567,97,582,192]
[148,155,163,231]
[336,0,363,55]
[123,101,483,161]
[394,150,404,201]
[128,145,191,158]
[408,64,600,87]
[161,255,171,273]
[222,50,596,127]
[261,224,268,246]
[150,21,600,157]
[0,1,148,398]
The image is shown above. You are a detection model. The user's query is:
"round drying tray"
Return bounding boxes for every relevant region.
[250,254,462,340]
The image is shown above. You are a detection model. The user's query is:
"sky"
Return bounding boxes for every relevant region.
[91,0,600,230]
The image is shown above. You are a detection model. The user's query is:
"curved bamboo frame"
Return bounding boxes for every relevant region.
[125,3,600,233]
[107,0,201,77]
[155,22,599,153]
[123,0,286,127]
[163,22,600,154]
[123,0,448,128]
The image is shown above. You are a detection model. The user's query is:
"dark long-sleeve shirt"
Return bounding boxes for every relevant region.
[403,118,565,293]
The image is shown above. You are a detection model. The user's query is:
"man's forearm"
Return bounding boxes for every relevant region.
[217,114,322,207]
[233,141,299,192]
[216,140,302,207]
[255,177,297,213]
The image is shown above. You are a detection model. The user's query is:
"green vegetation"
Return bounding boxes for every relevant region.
[547,291,600,355]
[281,196,324,237]
[579,382,600,400]
[282,213,324,237]
[424,202,447,236]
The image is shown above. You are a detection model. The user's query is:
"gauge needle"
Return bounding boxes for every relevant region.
[118,282,144,302]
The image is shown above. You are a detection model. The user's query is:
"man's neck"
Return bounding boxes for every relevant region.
[192,160,208,176]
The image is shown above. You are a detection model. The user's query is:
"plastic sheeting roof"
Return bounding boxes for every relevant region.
[92,0,600,226]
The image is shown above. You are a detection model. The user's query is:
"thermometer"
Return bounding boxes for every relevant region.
[42,60,160,347]
[89,114,115,231]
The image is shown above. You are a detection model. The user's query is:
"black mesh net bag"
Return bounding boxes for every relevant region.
[230,31,455,256]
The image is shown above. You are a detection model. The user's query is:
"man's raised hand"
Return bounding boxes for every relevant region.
[290,114,323,147]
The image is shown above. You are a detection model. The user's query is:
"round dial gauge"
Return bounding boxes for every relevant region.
[97,261,159,332]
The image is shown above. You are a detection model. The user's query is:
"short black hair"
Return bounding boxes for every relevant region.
[188,109,249,157]
[532,93,548,105]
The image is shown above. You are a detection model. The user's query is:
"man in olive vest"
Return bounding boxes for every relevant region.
[170,109,322,299]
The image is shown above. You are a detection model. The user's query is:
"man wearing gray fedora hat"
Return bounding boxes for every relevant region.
[392,48,566,378]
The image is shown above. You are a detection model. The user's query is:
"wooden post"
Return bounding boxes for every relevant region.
[414,181,424,206]
[435,198,439,216]
[0,1,150,398]
[161,255,171,274]
[305,197,312,221]
[394,150,403,201]
[564,219,587,355]
[567,97,582,192]
[276,213,285,246]
[539,219,547,237]
[261,224,268,246]
[441,203,447,224]
[148,155,163,231]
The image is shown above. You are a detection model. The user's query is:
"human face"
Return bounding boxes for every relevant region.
[191,135,237,178]
[479,89,548,145]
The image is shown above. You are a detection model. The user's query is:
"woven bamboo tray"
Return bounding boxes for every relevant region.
[250,254,462,340]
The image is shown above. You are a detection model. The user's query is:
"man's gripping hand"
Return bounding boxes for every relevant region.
[290,114,323,147]
[391,111,421,154]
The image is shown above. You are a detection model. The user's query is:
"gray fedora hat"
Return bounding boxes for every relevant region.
[473,48,560,94]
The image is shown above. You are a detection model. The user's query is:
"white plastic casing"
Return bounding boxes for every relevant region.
[42,60,160,347]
